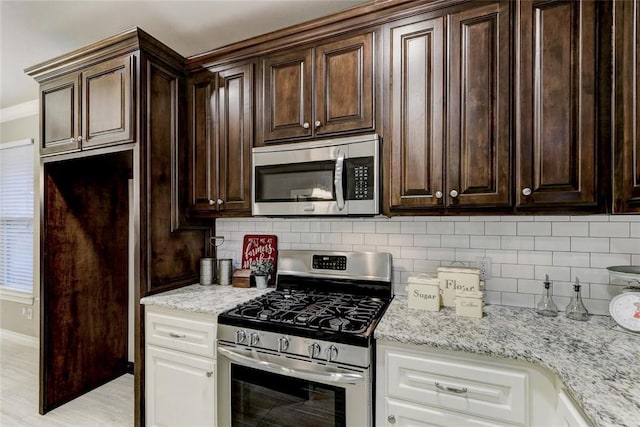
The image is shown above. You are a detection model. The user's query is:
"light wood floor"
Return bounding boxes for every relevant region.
[0,331,134,426]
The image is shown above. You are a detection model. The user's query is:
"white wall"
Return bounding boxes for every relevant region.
[216,215,640,316]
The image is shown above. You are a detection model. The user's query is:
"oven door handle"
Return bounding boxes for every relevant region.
[334,149,345,211]
[218,346,364,384]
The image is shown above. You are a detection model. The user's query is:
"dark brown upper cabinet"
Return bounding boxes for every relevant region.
[188,62,253,216]
[515,0,600,209]
[387,1,510,212]
[613,0,640,213]
[261,31,374,144]
[39,55,134,156]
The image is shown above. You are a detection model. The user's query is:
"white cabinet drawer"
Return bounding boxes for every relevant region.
[383,346,528,425]
[145,306,216,358]
[383,397,516,427]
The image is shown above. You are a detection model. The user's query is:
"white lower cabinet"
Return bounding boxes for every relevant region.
[145,306,217,427]
[556,390,591,427]
[376,341,565,427]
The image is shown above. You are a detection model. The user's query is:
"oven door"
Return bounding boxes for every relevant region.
[217,344,371,427]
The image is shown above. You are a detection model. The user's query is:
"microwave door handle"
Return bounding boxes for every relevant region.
[334,149,345,210]
[218,346,364,384]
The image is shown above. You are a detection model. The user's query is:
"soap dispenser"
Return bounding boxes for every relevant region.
[536,274,558,317]
[565,277,589,321]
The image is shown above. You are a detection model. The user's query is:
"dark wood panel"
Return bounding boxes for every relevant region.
[40,74,79,155]
[315,32,374,135]
[188,71,216,211]
[516,0,598,207]
[262,48,313,141]
[389,17,445,210]
[613,0,640,212]
[448,1,510,207]
[144,60,205,293]
[217,63,253,213]
[82,55,134,149]
[41,152,130,413]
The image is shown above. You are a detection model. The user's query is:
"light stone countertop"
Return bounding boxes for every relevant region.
[140,283,273,316]
[375,297,640,427]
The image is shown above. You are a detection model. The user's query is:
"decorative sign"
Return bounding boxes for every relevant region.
[241,234,278,285]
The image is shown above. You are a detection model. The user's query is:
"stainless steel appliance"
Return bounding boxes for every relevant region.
[217,250,393,427]
[252,134,380,216]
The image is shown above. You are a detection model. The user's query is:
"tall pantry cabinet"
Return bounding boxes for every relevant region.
[26,28,209,423]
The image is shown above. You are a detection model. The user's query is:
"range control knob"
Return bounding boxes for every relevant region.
[325,345,338,362]
[249,333,260,347]
[278,337,289,353]
[235,329,246,344]
[308,342,321,358]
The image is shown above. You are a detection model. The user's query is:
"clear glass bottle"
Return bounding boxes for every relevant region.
[536,274,558,316]
[565,277,589,321]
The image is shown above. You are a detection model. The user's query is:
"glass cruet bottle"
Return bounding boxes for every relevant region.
[536,274,558,316]
[565,277,589,321]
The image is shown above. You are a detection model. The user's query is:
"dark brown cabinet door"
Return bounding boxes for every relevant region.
[217,63,253,213]
[389,17,445,210]
[81,55,134,149]
[516,0,598,208]
[448,1,511,208]
[262,48,313,142]
[189,63,253,215]
[315,32,374,135]
[613,0,640,213]
[40,73,80,155]
[388,2,509,212]
[188,71,217,212]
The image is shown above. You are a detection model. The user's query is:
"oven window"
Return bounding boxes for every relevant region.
[255,161,337,202]
[231,364,346,427]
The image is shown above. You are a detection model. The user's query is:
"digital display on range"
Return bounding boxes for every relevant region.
[312,255,347,270]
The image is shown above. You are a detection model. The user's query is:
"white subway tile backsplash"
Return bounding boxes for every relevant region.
[582,299,611,316]
[218,215,638,316]
[589,222,629,238]
[517,222,551,236]
[552,222,589,237]
[485,222,517,236]
[553,252,590,267]
[610,238,640,254]
[535,237,571,251]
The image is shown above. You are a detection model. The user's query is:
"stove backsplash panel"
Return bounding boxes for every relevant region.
[216,215,640,316]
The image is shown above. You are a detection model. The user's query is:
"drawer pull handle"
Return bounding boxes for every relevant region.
[435,382,468,394]
[168,332,186,339]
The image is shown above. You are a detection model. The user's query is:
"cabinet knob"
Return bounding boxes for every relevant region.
[206,371,213,378]
[314,120,322,128]
[388,415,396,424]
[435,191,443,199]
[302,122,310,129]
[208,199,215,206]
[522,187,532,196]
[76,136,83,142]
[449,189,459,198]
[217,199,224,205]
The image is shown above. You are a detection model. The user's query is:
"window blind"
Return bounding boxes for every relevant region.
[0,139,34,293]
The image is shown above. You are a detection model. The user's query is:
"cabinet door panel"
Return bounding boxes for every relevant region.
[517,0,597,207]
[41,74,80,155]
[217,64,253,213]
[448,2,510,207]
[81,55,134,149]
[263,49,312,141]
[188,72,217,211]
[389,17,445,210]
[315,32,374,135]
[613,0,640,212]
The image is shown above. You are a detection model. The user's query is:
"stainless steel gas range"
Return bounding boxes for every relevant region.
[217,250,393,427]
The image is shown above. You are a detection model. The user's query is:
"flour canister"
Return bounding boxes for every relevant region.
[437,266,481,307]
[407,274,441,311]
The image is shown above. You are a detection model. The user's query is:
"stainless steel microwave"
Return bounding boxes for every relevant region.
[252,134,380,216]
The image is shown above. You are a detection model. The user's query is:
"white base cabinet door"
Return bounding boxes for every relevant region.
[146,344,216,427]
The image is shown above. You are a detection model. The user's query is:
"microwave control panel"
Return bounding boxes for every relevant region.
[345,157,374,200]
